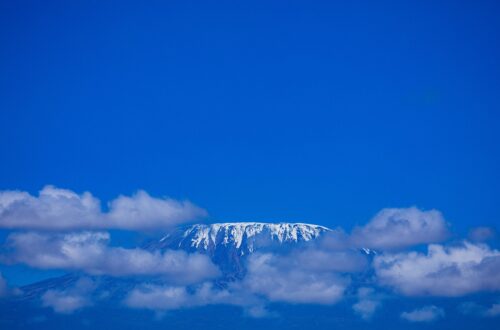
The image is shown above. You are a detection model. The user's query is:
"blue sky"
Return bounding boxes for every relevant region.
[1,2,500,328]
[1,0,500,286]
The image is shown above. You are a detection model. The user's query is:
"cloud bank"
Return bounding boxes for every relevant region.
[0,186,207,231]
[374,241,500,296]
[5,231,220,284]
[0,187,499,322]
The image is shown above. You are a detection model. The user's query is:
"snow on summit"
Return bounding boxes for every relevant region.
[168,222,331,253]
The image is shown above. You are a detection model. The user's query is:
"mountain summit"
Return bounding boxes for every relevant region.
[146,222,332,277]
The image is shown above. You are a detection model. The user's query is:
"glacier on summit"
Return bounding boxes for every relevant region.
[147,222,332,277]
[179,222,329,250]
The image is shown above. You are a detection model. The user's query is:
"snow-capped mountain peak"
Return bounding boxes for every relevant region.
[179,222,331,251]
[149,222,332,277]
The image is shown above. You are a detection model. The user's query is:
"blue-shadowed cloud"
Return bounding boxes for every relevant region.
[0,186,207,231]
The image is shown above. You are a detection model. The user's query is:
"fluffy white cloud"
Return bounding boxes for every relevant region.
[401,305,445,322]
[241,252,350,304]
[351,207,449,250]
[374,241,500,296]
[41,278,95,314]
[124,245,368,315]
[5,232,220,284]
[0,186,206,231]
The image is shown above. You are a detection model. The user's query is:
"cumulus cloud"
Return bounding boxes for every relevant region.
[241,252,351,304]
[124,245,368,315]
[0,186,206,231]
[42,277,95,314]
[351,207,449,250]
[401,305,445,322]
[374,241,500,296]
[4,231,220,284]
[352,287,381,320]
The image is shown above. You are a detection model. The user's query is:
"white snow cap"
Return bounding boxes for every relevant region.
[173,222,331,252]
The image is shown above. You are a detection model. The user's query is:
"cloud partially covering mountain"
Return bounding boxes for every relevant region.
[0,186,499,326]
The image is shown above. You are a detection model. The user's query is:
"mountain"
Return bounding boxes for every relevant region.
[15,222,331,301]
[144,222,332,277]
[3,223,498,330]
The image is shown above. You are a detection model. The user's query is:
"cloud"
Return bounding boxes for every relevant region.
[241,252,350,304]
[352,287,381,320]
[125,282,270,317]
[374,241,500,296]
[469,227,496,242]
[124,244,368,315]
[42,277,95,314]
[351,207,449,250]
[0,186,207,231]
[485,303,500,317]
[4,231,220,284]
[459,301,500,318]
[400,305,445,322]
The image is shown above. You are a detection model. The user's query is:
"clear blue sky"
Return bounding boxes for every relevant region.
[1,0,499,237]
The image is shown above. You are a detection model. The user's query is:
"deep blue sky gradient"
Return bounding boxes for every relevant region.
[1,0,499,241]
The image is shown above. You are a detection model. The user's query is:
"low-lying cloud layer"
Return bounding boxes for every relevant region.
[374,242,500,296]
[0,186,499,321]
[4,231,219,284]
[0,186,206,231]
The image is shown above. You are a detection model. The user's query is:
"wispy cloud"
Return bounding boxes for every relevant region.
[41,277,95,314]
[352,287,382,320]
[459,301,500,318]
[401,305,445,322]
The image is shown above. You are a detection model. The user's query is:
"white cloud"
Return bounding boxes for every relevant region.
[352,287,381,320]
[401,305,445,322]
[351,207,449,250]
[374,241,500,296]
[241,252,349,304]
[124,244,367,315]
[0,186,207,231]
[41,277,95,314]
[5,231,220,284]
